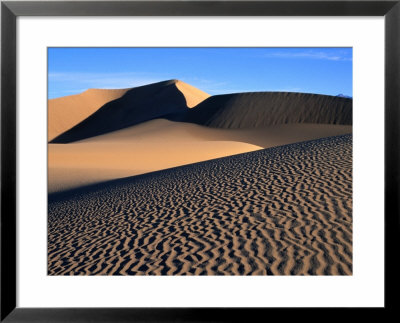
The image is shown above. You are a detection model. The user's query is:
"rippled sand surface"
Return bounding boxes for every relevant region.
[48,135,352,275]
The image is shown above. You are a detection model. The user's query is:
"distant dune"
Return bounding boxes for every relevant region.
[48,119,352,193]
[170,92,352,128]
[51,80,210,143]
[48,88,130,141]
[48,135,352,275]
[50,82,351,144]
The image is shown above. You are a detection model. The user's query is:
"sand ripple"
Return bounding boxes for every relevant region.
[48,135,352,275]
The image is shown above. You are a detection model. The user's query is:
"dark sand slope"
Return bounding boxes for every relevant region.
[48,135,352,275]
[51,80,209,143]
[170,92,352,128]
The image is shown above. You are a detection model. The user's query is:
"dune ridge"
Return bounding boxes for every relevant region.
[175,80,210,108]
[48,135,352,275]
[170,92,352,128]
[50,80,210,143]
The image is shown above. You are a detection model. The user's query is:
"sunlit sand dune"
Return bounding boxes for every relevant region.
[48,88,130,141]
[48,135,352,276]
[51,80,210,143]
[48,119,351,193]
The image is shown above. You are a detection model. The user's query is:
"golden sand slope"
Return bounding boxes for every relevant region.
[48,134,352,275]
[48,119,352,193]
[175,80,210,108]
[48,88,130,141]
[177,92,352,128]
[50,80,210,143]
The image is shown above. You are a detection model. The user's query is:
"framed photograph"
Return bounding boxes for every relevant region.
[1,0,398,321]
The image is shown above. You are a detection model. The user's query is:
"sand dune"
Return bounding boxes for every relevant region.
[170,92,352,128]
[48,135,352,275]
[48,119,351,193]
[51,80,209,143]
[48,88,130,141]
[48,141,261,193]
[50,82,351,144]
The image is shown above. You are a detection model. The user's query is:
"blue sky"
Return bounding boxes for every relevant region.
[48,48,352,99]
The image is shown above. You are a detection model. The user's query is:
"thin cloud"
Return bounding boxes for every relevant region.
[266,87,303,92]
[178,77,233,95]
[206,88,240,95]
[48,88,87,95]
[48,72,165,89]
[205,87,303,95]
[261,50,352,61]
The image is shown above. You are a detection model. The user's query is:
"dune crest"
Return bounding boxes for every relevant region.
[175,80,210,108]
[50,80,210,143]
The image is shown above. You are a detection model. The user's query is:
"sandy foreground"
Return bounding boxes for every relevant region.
[48,119,352,193]
[48,134,352,275]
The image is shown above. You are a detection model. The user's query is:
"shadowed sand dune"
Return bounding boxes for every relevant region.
[48,134,352,275]
[51,80,210,143]
[48,119,352,193]
[170,92,352,128]
[48,88,131,141]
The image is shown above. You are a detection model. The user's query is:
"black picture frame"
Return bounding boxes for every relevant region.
[1,0,399,321]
